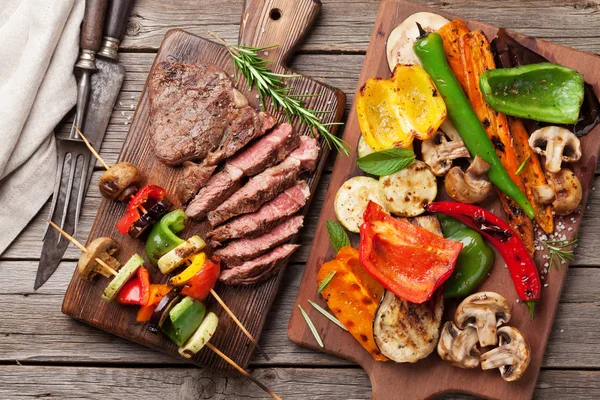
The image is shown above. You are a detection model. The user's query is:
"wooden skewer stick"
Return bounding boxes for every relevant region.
[205,342,281,400]
[46,219,118,277]
[209,288,270,361]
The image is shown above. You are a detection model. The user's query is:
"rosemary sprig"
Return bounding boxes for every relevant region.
[210,32,349,155]
[541,238,577,270]
[298,305,324,347]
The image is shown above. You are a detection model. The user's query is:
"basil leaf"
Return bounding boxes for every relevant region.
[326,220,351,252]
[356,148,415,176]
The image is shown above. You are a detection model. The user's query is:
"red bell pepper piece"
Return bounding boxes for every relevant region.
[116,184,167,234]
[181,258,221,301]
[359,202,463,304]
[136,284,172,322]
[118,266,150,306]
[425,202,542,319]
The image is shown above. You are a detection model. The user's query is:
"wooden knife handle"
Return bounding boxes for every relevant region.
[239,0,321,69]
[80,0,109,51]
[103,0,134,41]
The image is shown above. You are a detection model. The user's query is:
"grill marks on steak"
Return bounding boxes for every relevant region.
[148,62,274,166]
[214,215,304,267]
[208,181,310,245]
[207,136,320,227]
[219,244,300,285]
[185,164,243,219]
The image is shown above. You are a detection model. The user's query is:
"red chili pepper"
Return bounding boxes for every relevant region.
[181,258,221,301]
[425,202,541,319]
[116,185,167,234]
[359,202,463,304]
[118,266,151,306]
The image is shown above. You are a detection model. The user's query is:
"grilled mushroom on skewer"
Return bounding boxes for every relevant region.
[455,292,511,347]
[77,237,121,280]
[480,326,531,382]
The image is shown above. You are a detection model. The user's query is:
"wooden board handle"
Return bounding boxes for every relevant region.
[80,0,109,51]
[239,0,321,68]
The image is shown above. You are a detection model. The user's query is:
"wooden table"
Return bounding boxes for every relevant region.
[1,1,599,398]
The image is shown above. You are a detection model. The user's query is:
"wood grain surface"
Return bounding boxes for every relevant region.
[61,0,345,371]
[287,1,600,399]
[2,1,600,398]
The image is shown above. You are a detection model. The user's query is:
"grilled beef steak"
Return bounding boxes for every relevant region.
[219,244,300,285]
[208,181,310,245]
[214,215,304,267]
[185,164,243,219]
[177,161,217,204]
[148,61,274,166]
[207,136,319,227]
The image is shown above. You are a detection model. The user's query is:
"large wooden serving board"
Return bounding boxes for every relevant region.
[62,0,345,371]
[288,1,600,399]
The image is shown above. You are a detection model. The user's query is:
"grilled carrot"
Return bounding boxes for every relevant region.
[438,20,470,90]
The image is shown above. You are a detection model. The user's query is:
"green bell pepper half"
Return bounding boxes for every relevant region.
[438,215,495,298]
[480,63,584,124]
[146,209,187,265]
[161,296,207,347]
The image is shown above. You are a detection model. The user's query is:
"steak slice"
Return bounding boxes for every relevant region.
[177,161,217,204]
[208,181,310,245]
[207,136,319,227]
[219,244,300,285]
[214,215,304,267]
[228,123,300,176]
[204,110,277,166]
[185,164,243,219]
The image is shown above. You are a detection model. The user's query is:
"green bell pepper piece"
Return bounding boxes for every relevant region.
[146,209,187,265]
[161,296,206,347]
[480,63,584,124]
[439,215,495,298]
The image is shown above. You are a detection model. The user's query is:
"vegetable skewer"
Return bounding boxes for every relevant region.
[47,219,280,399]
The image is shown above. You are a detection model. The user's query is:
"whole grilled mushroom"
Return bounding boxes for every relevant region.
[532,168,583,216]
[77,237,121,280]
[480,326,531,382]
[455,292,511,347]
[445,156,492,204]
[529,126,581,173]
[98,162,142,201]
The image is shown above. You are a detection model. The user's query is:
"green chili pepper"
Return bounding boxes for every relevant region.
[161,296,207,347]
[413,26,535,219]
[145,209,187,265]
[480,63,584,124]
[438,215,495,298]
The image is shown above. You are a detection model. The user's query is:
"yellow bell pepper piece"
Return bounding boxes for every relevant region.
[169,253,206,286]
[356,64,447,150]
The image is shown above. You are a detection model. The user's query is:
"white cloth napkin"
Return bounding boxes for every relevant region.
[0,0,84,254]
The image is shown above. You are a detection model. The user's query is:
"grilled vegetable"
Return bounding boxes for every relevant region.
[117,266,151,306]
[179,312,219,359]
[98,161,141,201]
[77,237,120,280]
[359,202,462,304]
[161,296,207,347]
[101,254,144,303]
[146,209,187,265]
[334,176,384,233]
[157,235,206,274]
[379,161,437,217]
[169,253,207,287]
[357,136,374,158]
[136,284,172,322]
[356,63,447,150]
[438,20,470,90]
[318,246,387,361]
[116,184,172,238]
[181,258,221,301]
[148,292,180,333]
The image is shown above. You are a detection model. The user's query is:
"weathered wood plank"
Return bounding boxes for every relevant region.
[0,365,599,399]
[121,0,600,54]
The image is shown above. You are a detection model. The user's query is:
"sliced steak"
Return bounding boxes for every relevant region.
[207,136,319,226]
[177,162,217,204]
[185,164,243,219]
[214,215,304,267]
[208,181,310,245]
[204,110,276,166]
[219,244,299,285]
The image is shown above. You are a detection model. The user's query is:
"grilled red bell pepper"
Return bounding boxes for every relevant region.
[118,266,150,306]
[181,258,221,301]
[116,184,171,238]
[359,202,463,304]
[425,202,542,319]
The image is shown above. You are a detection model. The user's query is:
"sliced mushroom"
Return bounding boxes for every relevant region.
[529,126,582,173]
[445,156,492,204]
[480,326,531,382]
[531,184,556,205]
[437,321,481,369]
[77,237,121,280]
[455,292,511,347]
[422,123,471,176]
[98,162,142,201]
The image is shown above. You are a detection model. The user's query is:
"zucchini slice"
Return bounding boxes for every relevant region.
[379,160,437,217]
[178,312,219,359]
[158,235,205,274]
[334,176,385,233]
[101,254,144,302]
[357,136,374,158]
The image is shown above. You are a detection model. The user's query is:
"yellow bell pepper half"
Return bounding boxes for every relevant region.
[356,64,447,150]
[169,252,207,287]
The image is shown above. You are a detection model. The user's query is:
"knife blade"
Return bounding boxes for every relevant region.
[35,0,128,290]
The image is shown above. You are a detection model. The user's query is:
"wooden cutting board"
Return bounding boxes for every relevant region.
[288,1,600,398]
[62,0,345,371]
